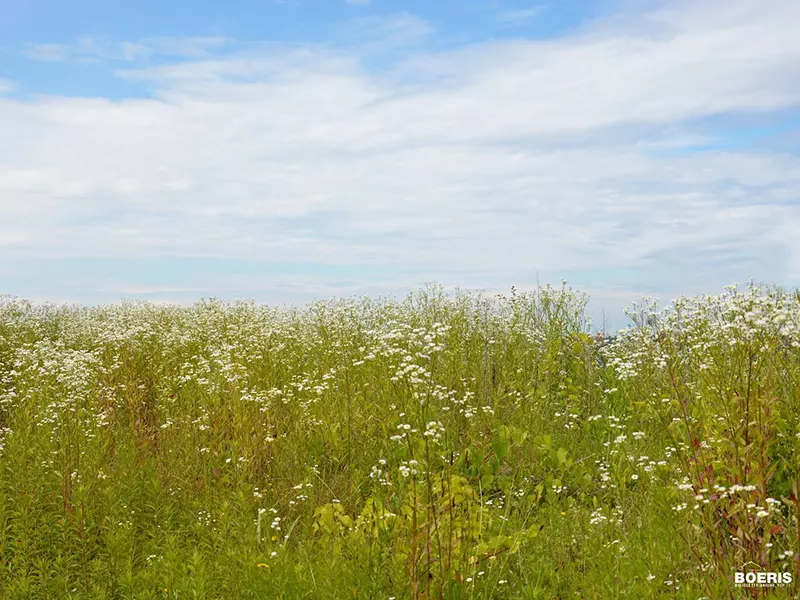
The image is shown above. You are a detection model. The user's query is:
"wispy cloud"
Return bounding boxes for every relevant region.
[494,6,545,26]
[345,0,371,5]
[2,0,800,321]
[0,79,15,93]
[334,12,433,51]
[23,36,229,63]
[22,43,70,61]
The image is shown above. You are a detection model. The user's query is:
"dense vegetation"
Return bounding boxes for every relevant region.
[1,283,799,599]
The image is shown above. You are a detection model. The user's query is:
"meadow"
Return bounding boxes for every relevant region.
[0,283,799,599]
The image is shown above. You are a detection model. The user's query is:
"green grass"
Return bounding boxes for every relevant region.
[0,283,799,599]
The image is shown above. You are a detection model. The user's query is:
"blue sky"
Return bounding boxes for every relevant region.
[1,0,799,330]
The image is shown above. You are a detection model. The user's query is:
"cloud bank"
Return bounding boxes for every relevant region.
[1,0,799,326]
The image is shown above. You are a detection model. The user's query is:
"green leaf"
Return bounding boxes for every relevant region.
[511,426,528,446]
[493,432,510,462]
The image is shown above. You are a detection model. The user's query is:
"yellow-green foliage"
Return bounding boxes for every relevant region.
[0,283,799,599]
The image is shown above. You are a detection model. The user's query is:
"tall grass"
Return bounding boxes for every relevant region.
[0,283,798,598]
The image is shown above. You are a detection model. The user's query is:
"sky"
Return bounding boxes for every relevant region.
[1,0,799,330]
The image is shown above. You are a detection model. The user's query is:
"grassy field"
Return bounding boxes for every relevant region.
[0,283,799,599]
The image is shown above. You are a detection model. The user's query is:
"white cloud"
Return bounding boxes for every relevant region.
[0,79,15,93]
[3,0,800,314]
